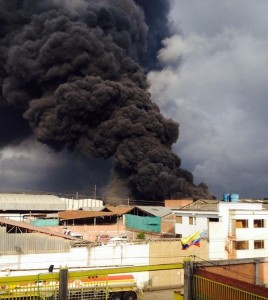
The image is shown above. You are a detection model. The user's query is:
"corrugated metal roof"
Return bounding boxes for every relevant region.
[80,207,105,212]
[105,205,135,215]
[0,193,66,211]
[58,210,116,220]
[136,206,173,218]
[0,217,81,241]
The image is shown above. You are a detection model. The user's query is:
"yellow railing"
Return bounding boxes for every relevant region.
[193,275,268,300]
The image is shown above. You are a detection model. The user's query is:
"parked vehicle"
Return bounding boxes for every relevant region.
[2,274,138,300]
[108,235,128,244]
[62,229,83,239]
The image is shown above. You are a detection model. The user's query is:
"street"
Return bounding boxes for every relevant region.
[138,288,179,300]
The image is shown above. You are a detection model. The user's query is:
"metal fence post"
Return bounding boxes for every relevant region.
[255,259,260,285]
[184,261,193,300]
[59,267,68,300]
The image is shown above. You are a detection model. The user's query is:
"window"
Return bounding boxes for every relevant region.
[189,216,196,225]
[254,219,264,228]
[254,240,264,249]
[208,218,219,222]
[235,219,248,228]
[176,216,182,223]
[235,241,249,250]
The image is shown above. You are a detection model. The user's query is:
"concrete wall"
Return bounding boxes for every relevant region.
[208,222,227,260]
[0,243,150,289]
[0,240,209,290]
[175,212,219,237]
[0,243,148,270]
[148,240,209,289]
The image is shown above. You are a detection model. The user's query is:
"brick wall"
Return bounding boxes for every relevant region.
[195,268,268,298]
[161,214,176,234]
[46,221,129,241]
[202,263,255,284]
[164,199,193,208]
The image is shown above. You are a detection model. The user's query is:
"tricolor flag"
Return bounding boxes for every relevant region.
[181,231,201,250]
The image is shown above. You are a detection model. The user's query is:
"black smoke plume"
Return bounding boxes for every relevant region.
[0,0,212,201]
[134,0,171,71]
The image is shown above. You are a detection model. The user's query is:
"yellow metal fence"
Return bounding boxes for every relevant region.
[193,275,268,300]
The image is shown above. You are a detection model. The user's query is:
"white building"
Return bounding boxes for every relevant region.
[61,197,104,210]
[173,198,268,260]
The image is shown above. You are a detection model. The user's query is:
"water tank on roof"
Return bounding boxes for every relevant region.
[223,194,230,202]
[230,194,239,202]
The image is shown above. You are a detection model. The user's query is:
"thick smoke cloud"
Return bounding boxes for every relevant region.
[134,0,171,71]
[0,0,212,201]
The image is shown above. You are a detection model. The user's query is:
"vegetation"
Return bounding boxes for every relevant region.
[136,232,145,240]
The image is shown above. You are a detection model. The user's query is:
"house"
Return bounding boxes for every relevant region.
[173,197,268,260]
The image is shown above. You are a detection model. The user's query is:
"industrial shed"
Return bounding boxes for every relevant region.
[0,217,91,255]
[58,210,118,225]
[125,206,175,234]
[0,193,67,221]
[0,193,66,212]
[103,205,135,215]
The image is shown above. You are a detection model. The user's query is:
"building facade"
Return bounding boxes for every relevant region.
[173,199,268,260]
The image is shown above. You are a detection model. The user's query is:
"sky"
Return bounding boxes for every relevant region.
[148,0,268,199]
[1,0,268,200]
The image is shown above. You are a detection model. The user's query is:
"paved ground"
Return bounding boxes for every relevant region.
[138,289,179,300]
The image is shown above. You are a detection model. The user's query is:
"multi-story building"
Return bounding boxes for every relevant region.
[173,197,268,260]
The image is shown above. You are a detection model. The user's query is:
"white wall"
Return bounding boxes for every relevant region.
[232,210,268,259]
[0,213,25,221]
[174,212,219,237]
[0,244,149,288]
[61,198,103,210]
[208,222,228,260]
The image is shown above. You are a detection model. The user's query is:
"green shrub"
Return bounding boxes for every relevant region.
[136,232,145,240]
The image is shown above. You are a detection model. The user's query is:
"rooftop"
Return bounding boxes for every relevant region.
[173,198,268,212]
[58,210,116,220]
[136,206,173,218]
[0,193,66,211]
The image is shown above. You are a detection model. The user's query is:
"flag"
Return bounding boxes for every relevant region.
[181,231,201,250]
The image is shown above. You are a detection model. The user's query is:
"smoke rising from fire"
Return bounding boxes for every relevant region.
[0,0,212,201]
